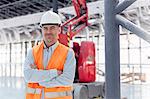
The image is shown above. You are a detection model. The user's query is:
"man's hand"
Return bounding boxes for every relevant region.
[57,70,62,75]
[30,64,37,69]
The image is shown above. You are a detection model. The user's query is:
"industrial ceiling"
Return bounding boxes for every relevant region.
[0,0,97,20]
[0,0,100,43]
[0,0,150,43]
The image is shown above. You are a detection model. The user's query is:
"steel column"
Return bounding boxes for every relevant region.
[104,0,120,99]
[9,43,12,77]
[52,0,58,13]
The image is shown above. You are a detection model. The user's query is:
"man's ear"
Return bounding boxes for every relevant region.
[58,27,61,34]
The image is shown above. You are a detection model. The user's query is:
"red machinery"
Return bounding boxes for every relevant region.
[59,0,96,83]
[59,0,88,46]
[78,41,96,82]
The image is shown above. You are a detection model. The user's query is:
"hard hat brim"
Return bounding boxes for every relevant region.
[40,23,61,27]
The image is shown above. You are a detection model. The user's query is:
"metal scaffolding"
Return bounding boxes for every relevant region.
[104,0,150,99]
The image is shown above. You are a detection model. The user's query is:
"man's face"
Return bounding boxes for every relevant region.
[42,25,60,46]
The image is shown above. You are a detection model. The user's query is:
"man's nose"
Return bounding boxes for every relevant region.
[47,28,52,32]
[46,28,53,33]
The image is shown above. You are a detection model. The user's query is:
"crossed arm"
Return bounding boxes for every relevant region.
[39,49,76,87]
[23,48,76,87]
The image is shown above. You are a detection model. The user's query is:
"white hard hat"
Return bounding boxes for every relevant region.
[40,11,61,26]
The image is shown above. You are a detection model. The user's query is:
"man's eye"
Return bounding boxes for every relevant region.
[50,26,56,30]
[43,27,48,30]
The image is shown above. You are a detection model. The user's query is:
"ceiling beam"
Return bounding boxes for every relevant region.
[16,7,29,15]
[0,2,4,5]
[0,0,150,29]
[5,9,19,16]
[0,0,10,4]
[0,0,27,9]
[0,9,13,18]
[0,12,44,29]
[0,12,8,19]
[8,7,22,15]
[34,2,50,11]
[27,1,43,11]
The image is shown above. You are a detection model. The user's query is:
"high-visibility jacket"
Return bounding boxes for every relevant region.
[26,42,72,99]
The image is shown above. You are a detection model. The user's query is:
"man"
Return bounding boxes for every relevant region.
[24,11,76,99]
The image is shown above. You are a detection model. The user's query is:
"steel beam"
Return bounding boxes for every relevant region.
[104,0,120,99]
[115,0,136,14]
[116,15,150,43]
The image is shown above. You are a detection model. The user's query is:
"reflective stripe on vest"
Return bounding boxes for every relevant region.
[45,91,72,98]
[26,87,42,94]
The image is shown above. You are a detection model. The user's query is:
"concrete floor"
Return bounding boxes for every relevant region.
[0,77,150,99]
[0,77,25,99]
[121,83,150,99]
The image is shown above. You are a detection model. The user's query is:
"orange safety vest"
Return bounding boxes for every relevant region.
[26,42,72,99]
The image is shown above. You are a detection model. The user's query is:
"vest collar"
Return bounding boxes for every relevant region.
[43,41,59,52]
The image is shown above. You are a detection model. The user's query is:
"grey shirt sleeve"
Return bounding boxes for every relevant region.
[23,48,58,83]
[39,48,76,87]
